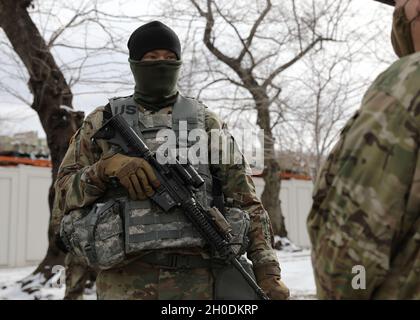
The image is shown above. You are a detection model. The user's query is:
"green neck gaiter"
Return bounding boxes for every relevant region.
[129,59,182,110]
[391,2,416,58]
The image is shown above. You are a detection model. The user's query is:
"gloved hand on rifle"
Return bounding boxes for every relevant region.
[254,264,290,300]
[95,152,161,200]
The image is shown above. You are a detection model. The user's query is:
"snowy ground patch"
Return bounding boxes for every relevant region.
[277,249,317,299]
[0,265,96,300]
[0,250,316,300]
[0,266,65,300]
[274,236,303,252]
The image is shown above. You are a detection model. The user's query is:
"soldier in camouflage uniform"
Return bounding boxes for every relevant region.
[53,21,289,300]
[307,0,420,299]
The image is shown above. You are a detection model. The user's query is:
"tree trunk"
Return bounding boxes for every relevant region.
[194,0,289,239]
[261,159,287,237]
[0,0,84,282]
[255,95,288,238]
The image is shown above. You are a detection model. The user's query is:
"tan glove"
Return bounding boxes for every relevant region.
[254,264,290,300]
[96,153,161,200]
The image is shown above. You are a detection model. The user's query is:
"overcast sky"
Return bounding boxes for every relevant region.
[0,0,395,138]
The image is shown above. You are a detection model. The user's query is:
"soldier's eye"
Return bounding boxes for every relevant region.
[143,54,157,60]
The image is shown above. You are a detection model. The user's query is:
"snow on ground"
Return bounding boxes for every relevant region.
[274,236,303,253]
[0,250,316,300]
[277,249,317,299]
[0,266,65,300]
[0,265,95,300]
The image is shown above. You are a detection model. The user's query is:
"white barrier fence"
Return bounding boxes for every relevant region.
[253,177,313,249]
[0,166,313,268]
[0,165,50,268]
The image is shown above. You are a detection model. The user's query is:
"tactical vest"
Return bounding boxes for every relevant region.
[61,94,252,272]
[108,94,213,253]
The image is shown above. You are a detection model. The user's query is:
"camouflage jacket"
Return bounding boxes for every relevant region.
[307,52,420,299]
[53,99,279,269]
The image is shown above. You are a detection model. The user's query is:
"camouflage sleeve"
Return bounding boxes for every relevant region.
[53,106,111,232]
[307,54,420,299]
[205,109,279,269]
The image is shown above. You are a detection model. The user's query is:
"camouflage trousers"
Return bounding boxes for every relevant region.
[96,258,214,300]
[64,254,97,300]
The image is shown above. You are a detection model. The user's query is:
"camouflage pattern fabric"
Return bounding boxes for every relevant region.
[53,99,280,299]
[63,253,97,300]
[60,200,126,270]
[307,52,420,299]
[96,259,213,300]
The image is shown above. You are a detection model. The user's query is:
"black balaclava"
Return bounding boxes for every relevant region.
[127,21,182,110]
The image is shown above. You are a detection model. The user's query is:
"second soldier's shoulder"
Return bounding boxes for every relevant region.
[370,52,420,107]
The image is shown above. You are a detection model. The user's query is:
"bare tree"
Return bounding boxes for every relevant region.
[272,0,393,180]
[0,0,148,295]
[0,0,85,287]
[160,0,353,238]
[285,51,369,179]
[0,0,151,107]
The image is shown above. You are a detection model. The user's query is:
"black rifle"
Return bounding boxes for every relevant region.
[92,113,269,300]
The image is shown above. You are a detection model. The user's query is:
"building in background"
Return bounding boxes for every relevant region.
[277,151,322,181]
[0,131,49,159]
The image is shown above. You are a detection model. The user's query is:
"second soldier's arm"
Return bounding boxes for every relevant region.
[307,74,420,299]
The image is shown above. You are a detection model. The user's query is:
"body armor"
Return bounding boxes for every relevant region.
[61,94,251,271]
[108,94,213,253]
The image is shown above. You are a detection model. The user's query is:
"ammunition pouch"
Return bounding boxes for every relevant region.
[60,203,250,271]
[60,199,125,270]
[123,202,251,258]
[124,199,206,253]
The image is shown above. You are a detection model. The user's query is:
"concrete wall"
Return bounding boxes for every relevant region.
[0,165,50,268]
[253,177,313,248]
